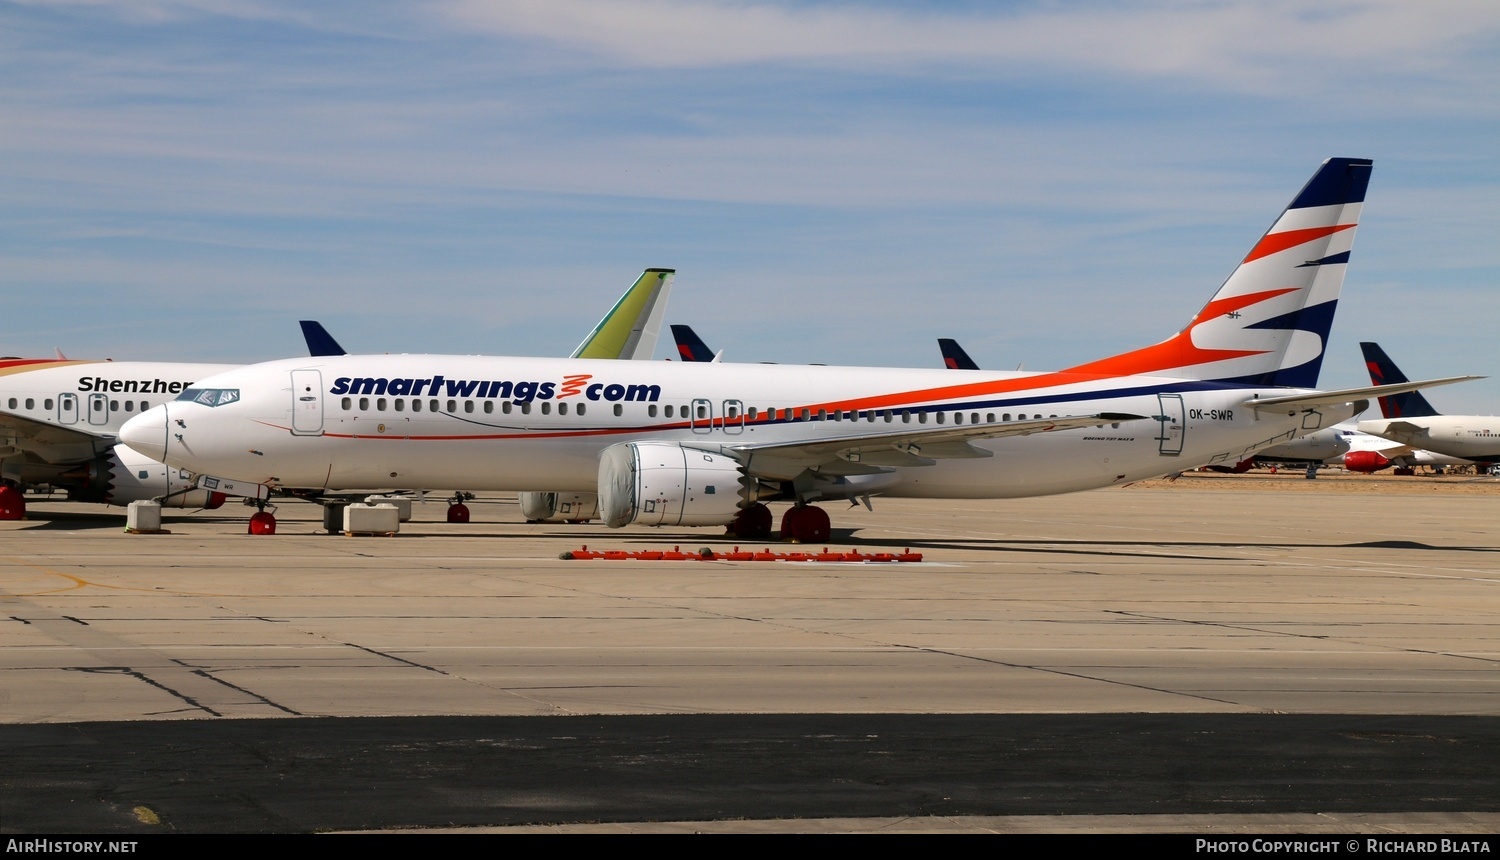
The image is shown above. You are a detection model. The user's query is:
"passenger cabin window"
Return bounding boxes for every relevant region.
[464,401,474,413]
[648,405,657,417]
[359,397,370,411]
[613,404,623,417]
[342,397,352,410]
[483,401,493,414]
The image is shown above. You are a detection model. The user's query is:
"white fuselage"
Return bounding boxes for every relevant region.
[1,359,236,482]
[1357,415,1500,463]
[124,354,1355,500]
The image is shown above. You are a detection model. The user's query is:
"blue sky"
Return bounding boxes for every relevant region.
[5,0,1500,411]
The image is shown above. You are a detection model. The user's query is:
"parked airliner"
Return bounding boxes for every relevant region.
[0,269,674,520]
[1357,341,1500,466]
[120,158,1472,541]
[1255,421,1472,473]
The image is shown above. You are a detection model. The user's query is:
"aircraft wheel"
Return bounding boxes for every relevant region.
[447,502,471,523]
[1394,466,1416,476]
[780,504,830,543]
[728,503,773,540]
[0,485,25,520]
[248,511,277,535]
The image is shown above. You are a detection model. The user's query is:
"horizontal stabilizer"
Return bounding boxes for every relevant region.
[1242,376,1480,413]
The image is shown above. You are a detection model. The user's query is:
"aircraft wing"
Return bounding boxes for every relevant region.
[1362,440,1419,459]
[724,412,1147,478]
[1241,376,1480,413]
[0,411,110,463]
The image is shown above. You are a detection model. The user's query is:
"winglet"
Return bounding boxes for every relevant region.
[299,321,348,357]
[572,269,675,360]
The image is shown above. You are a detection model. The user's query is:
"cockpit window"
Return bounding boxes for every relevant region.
[178,388,241,407]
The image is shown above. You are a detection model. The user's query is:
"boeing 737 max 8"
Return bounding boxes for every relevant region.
[119,159,1473,540]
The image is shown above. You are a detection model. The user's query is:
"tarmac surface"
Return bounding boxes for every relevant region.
[2,473,1498,833]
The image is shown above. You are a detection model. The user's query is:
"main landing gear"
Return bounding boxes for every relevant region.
[0,483,24,520]
[779,502,831,543]
[447,492,474,523]
[726,502,774,540]
[728,501,833,543]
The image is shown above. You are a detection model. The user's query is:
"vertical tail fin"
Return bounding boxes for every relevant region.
[937,338,980,370]
[1360,342,1441,418]
[1064,158,1372,386]
[299,321,348,357]
[571,268,675,360]
[670,324,718,362]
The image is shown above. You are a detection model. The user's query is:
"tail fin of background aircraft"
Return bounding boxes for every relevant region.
[1063,158,1372,387]
[1360,341,1442,418]
[300,321,348,357]
[571,268,675,361]
[937,338,980,370]
[670,324,718,362]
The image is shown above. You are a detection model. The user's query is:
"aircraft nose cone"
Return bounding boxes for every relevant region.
[120,406,169,463]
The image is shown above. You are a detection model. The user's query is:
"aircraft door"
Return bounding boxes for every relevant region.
[290,370,324,436]
[58,393,78,425]
[690,398,713,434]
[87,393,109,426]
[1156,394,1185,456]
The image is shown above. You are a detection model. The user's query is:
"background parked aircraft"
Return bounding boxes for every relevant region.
[0,269,675,521]
[1357,341,1499,466]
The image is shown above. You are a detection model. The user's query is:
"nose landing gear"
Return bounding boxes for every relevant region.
[248,500,276,535]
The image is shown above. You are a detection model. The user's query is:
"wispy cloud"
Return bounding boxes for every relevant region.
[446,1,1500,101]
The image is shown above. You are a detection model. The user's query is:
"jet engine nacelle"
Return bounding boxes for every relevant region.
[597,441,745,528]
[66,444,227,509]
[519,491,600,523]
[1343,450,1392,473]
